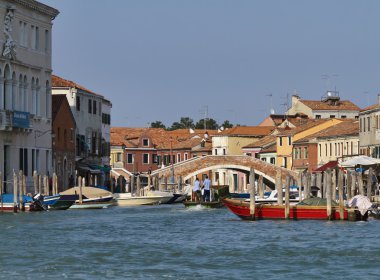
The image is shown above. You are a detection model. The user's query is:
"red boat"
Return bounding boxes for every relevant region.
[223,198,368,221]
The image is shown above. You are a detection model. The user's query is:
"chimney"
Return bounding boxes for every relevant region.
[292,95,300,106]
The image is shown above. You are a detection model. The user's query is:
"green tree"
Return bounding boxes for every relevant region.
[169,117,195,130]
[150,121,166,129]
[220,120,233,129]
[195,118,219,130]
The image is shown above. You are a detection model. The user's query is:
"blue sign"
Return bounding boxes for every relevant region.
[13,111,30,128]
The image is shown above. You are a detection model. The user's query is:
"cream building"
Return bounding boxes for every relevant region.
[0,1,58,192]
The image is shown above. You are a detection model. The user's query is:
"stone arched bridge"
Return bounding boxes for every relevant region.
[151,155,298,188]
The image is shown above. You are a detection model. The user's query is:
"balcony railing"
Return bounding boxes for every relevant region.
[0,110,12,130]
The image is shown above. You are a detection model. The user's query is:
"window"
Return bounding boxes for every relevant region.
[262,158,267,162]
[116,152,122,162]
[270,157,275,164]
[288,136,292,146]
[152,154,158,164]
[330,143,332,156]
[19,21,28,46]
[214,149,217,155]
[93,100,97,114]
[142,139,149,146]
[279,137,283,146]
[341,115,347,119]
[294,148,298,159]
[127,154,133,164]
[177,153,181,162]
[184,153,188,160]
[330,115,335,119]
[143,154,149,164]
[76,96,81,111]
[316,115,321,119]
[35,26,39,50]
[88,99,92,114]
[223,149,226,155]
[304,147,308,159]
[283,157,287,168]
[368,117,371,131]
[44,29,49,52]
[319,144,321,157]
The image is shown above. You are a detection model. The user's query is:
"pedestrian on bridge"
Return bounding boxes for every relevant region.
[192,177,201,202]
[203,175,211,202]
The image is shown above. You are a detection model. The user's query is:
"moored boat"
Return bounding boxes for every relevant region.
[223,197,368,221]
[60,186,114,209]
[0,194,46,212]
[42,194,77,210]
[114,192,171,206]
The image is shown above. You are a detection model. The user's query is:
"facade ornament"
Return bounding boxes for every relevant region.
[2,6,16,60]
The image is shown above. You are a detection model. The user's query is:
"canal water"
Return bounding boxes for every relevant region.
[0,204,379,279]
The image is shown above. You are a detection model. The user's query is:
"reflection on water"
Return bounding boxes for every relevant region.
[0,204,379,279]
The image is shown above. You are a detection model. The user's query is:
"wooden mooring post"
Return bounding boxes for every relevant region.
[0,172,3,211]
[276,170,282,206]
[326,169,332,220]
[358,172,364,195]
[258,175,264,199]
[316,172,322,198]
[13,171,18,213]
[285,175,290,219]
[249,168,255,220]
[337,169,344,220]
[351,172,357,197]
[367,167,373,199]
[297,172,303,201]
[346,170,352,200]
[19,170,25,211]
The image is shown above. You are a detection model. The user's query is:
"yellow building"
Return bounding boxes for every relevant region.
[276,119,343,169]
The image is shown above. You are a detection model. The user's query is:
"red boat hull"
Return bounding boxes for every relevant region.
[223,198,367,221]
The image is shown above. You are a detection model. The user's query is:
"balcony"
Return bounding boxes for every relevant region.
[0,110,32,131]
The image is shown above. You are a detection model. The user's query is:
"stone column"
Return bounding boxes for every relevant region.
[4,79,12,110]
[0,77,4,109]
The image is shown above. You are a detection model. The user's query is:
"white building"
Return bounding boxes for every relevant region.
[0,1,59,192]
[52,75,111,186]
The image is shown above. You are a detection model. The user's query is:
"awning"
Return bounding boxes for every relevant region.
[313,161,338,172]
[340,156,380,167]
[77,164,102,174]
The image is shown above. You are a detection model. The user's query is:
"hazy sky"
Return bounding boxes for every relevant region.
[41,0,380,127]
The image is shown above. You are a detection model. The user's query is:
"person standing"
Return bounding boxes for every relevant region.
[203,175,211,202]
[192,177,201,202]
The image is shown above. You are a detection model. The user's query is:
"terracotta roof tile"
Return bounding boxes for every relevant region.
[52,75,103,98]
[300,99,360,111]
[277,119,332,136]
[243,135,276,149]
[219,126,274,136]
[360,103,380,112]
[294,120,358,143]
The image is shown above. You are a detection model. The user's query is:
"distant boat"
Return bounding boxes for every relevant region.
[0,194,46,212]
[41,194,77,210]
[222,197,368,221]
[60,186,114,209]
[114,191,173,206]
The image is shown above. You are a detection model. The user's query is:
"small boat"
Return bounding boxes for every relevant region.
[223,197,368,221]
[42,194,77,210]
[60,186,114,209]
[114,192,173,206]
[0,194,46,212]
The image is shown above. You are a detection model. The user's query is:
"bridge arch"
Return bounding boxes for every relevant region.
[151,155,298,190]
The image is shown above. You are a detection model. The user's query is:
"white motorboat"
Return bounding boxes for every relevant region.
[114,192,173,206]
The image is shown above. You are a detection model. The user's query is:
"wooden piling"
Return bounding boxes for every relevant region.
[19,171,24,211]
[33,170,38,194]
[331,169,336,202]
[297,172,303,201]
[305,172,311,199]
[136,175,141,196]
[367,167,373,199]
[249,168,255,219]
[326,169,332,220]
[13,171,18,213]
[276,170,283,205]
[316,172,322,198]
[258,175,264,199]
[0,172,3,211]
[358,172,364,195]
[337,169,344,220]
[346,171,352,200]
[285,175,290,219]
[78,176,83,204]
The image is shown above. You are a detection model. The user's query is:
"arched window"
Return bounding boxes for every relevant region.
[45,80,50,118]
[36,78,40,116]
[11,72,16,110]
[23,75,28,112]
[4,64,11,110]
[18,74,23,111]
[31,77,36,114]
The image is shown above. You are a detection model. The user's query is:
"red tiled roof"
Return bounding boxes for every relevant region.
[243,135,276,149]
[52,75,103,97]
[361,103,380,112]
[277,119,331,136]
[294,120,358,143]
[218,126,274,136]
[313,161,338,172]
[300,99,360,111]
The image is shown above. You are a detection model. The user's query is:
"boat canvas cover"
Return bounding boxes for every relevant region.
[297,197,338,206]
[61,186,112,199]
[348,195,373,216]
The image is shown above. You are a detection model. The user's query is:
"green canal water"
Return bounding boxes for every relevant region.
[0,204,379,279]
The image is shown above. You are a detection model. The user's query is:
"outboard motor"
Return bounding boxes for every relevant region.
[32,193,48,211]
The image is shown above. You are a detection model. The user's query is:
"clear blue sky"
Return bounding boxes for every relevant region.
[41,0,379,127]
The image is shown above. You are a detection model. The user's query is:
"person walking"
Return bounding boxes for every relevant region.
[192,177,201,202]
[203,175,211,202]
